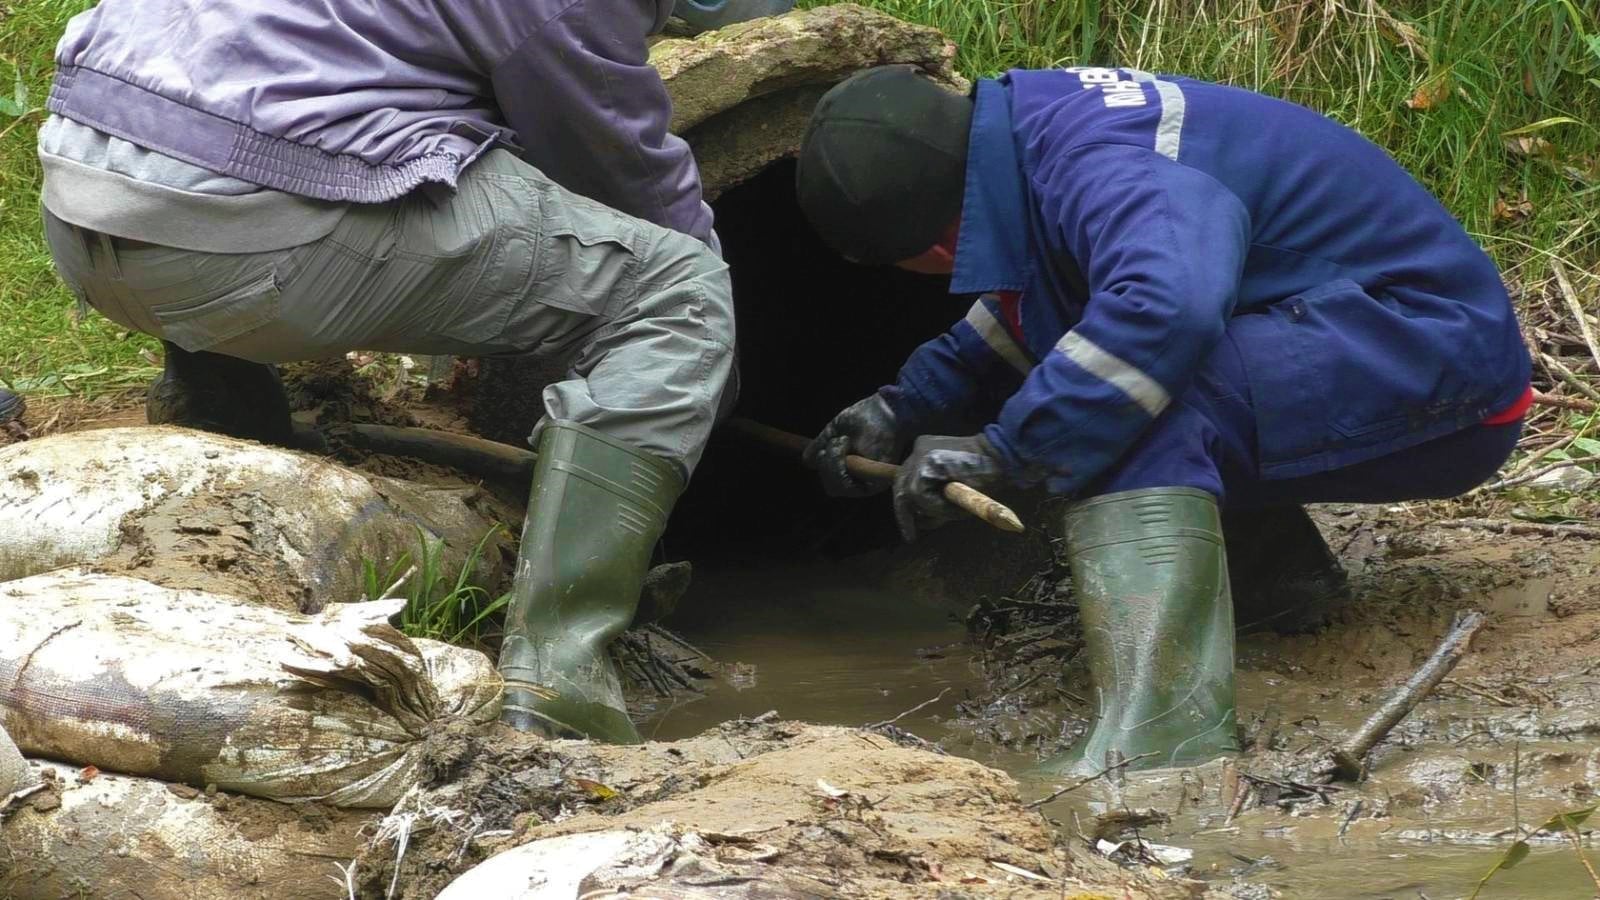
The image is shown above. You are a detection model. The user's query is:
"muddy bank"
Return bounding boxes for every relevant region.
[642,507,1600,898]
[354,720,1199,899]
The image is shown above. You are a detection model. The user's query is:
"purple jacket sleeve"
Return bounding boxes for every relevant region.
[485,0,715,242]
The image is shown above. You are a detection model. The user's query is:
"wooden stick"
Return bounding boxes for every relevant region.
[1434,518,1600,540]
[324,423,537,482]
[1533,391,1597,413]
[725,418,1026,534]
[1552,258,1600,376]
[1326,610,1487,781]
[1540,352,1600,405]
[1024,752,1159,809]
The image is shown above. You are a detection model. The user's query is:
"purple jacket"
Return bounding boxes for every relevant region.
[47,0,713,241]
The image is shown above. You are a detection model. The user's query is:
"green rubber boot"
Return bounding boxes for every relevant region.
[498,421,684,743]
[1039,487,1240,776]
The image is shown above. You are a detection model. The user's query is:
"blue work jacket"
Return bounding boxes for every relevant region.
[881,69,1530,494]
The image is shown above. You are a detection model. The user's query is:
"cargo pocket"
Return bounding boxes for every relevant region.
[535,190,643,318]
[151,269,281,353]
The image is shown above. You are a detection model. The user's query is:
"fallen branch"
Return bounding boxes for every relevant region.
[1540,353,1600,405]
[322,423,536,483]
[1552,258,1600,378]
[1533,391,1597,413]
[1025,752,1159,809]
[1434,518,1600,540]
[1325,610,1487,782]
[1475,460,1584,493]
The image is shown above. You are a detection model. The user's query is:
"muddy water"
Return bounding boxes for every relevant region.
[646,557,1600,899]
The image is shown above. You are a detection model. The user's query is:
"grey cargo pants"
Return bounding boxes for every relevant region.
[43,150,735,475]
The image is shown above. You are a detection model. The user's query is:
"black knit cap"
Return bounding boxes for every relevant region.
[796,66,974,266]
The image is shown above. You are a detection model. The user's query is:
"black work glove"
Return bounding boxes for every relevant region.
[803,394,908,498]
[893,434,1007,542]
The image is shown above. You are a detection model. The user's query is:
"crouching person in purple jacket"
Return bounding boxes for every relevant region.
[38,0,739,743]
[796,67,1531,775]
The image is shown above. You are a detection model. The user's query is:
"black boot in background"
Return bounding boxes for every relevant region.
[0,388,23,425]
[1224,505,1351,635]
[146,341,295,447]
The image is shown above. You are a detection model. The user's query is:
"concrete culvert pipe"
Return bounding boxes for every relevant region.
[471,5,999,556]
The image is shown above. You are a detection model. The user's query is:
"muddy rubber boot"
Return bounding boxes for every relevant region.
[146,341,295,446]
[1040,487,1240,776]
[498,421,684,743]
[1224,506,1351,635]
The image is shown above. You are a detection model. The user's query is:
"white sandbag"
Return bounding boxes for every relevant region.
[437,829,679,899]
[0,570,502,808]
[0,762,376,900]
[0,721,32,798]
[0,426,504,612]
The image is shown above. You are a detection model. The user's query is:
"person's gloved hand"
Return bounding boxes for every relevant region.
[803,394,907,498]
[893,434,1007,542]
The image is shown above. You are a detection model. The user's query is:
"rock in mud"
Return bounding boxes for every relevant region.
[358,721,1198,899]
[0,573,500,808]
[0,426,505,612]
[0,762,376,900]
[0,721,32,798]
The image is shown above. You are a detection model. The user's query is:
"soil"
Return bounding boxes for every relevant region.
[924,504,1600,898]
[9,349,1599,898]
[357,719,1198,899]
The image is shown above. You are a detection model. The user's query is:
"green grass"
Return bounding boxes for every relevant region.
[1,0,1597,397]
[804,0,1600,286]
[362,526,511,646]
[0,0,159,398]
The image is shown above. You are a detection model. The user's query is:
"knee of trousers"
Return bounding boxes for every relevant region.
[1082,400,1228,501]
[638,230,738,367]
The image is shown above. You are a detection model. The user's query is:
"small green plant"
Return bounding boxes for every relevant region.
[1468,803,1599,898]
[362,525,511,647]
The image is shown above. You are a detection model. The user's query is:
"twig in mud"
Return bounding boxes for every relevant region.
[1513,740,1523,840]
[1533,391,1597,413]
[1338,799,1364,838]
[1025,752,1159,809]
[1325,610,1488,782]
[1540,352,1600,405]
[866,688,951,730]
[375,566,418,602]
[1443,678,1518,708]
[1434,519,1600,540]
[1224,782,1254,826]
[1474,459,1585,493]
[328,860,359,900]
[1552,258,1600,377]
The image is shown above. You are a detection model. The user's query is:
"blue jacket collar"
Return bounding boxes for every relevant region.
[950,77,1032,296]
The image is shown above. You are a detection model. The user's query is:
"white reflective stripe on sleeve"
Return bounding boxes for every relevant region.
[1122,69,1185,161]
[1056,331,1171,418]
[965,300,1034,374]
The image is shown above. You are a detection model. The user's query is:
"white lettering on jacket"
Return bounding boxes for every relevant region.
[1064,67,1148,108]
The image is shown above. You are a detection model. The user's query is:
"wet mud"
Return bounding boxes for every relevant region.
[639,506,1600,899]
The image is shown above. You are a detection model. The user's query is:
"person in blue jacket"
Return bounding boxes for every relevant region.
[795,66,1531,774]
